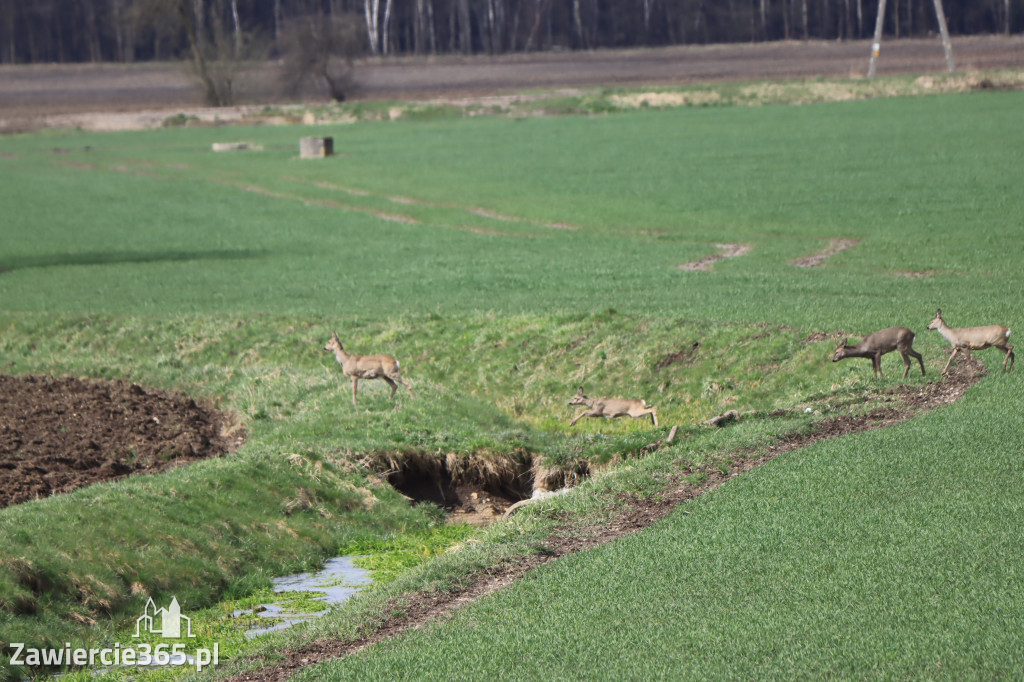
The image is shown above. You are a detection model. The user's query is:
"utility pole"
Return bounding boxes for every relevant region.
[867,0,886,77]
[932,0,955,73]
[868,0,954,77]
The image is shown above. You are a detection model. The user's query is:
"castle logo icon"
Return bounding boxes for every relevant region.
[134,597,195,638]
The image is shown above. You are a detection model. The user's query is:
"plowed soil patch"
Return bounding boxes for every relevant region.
[0,374,243,508]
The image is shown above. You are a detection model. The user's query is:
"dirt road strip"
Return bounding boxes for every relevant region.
[1,36,1021,133]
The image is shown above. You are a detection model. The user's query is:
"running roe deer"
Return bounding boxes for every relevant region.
[568,387,658,427]
[831,327,925,379]
[324,331,414,405]
[927,308,1014,374]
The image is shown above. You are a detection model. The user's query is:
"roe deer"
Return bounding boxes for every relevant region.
[568,387,658,427]
[927,308,1014,374]
[831,327,925,379]
[324,331,414,405]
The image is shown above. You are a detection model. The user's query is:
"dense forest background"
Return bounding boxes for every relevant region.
[0,0,1017,66]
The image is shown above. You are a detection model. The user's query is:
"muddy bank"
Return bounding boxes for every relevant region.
[363,450,589,525]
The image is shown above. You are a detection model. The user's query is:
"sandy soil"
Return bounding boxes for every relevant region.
[0,35,1021,132]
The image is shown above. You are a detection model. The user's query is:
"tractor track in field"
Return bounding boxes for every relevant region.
[792,237,861,268]
[224,362,981,682]
[677,243,752,271]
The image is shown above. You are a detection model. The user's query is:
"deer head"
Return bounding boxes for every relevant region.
[568,386,590,407]
[324,331,343,353]
[831,333,849,362]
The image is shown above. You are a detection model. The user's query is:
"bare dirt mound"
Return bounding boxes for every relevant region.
[0,374,244,508]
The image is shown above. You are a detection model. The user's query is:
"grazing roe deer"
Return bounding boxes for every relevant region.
[831,327,925,379]
[324,331,414,405]
[568,387,658,427]
[927,308,1014,374]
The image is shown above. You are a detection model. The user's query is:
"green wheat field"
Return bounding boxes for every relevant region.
[1,83,1023,680]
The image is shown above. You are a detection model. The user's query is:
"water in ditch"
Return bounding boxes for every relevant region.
[236,555,374,638]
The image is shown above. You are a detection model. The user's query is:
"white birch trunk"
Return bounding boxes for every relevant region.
[365,0,380,55]
[231,0,241,57]
[382,0,393,54]
[573,0,585,46]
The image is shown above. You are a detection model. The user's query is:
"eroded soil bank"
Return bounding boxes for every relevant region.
[363,450,590,525]
[0,374,244,508]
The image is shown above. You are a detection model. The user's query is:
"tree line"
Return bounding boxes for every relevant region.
[0,0,1016,66]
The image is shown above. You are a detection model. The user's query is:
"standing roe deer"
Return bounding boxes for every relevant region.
[927,308,1014,374]
[324,331,414,405]
[831,327,925,379]
[568,387,658,427]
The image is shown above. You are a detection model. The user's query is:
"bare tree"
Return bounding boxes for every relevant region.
[381,0,394,53]
[230,0,241,56]
[141,0,264,105]
[278,12,365,102]
[1,1,16,62]
[364,0,380,54]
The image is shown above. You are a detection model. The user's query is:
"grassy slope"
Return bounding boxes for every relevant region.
[314,376,1024,679]
[1,88,1022,678]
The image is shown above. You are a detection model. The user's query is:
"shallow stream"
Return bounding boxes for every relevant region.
[237,556,373,638]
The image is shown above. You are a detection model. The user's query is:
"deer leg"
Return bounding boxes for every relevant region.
[571,414,590,426]
[999,344,1015,371]
[397,375,415,398]
[351,377,359,405]
[650,410,658,428]
[908,349,925,377]
[873,352,883,378]
[899,351,912,379]
[383,376,398,400]
[941,348,959,375]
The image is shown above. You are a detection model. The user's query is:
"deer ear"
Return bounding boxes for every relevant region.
[575,386,584,395]
[935,308,941,316]
[839,337,848,347]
